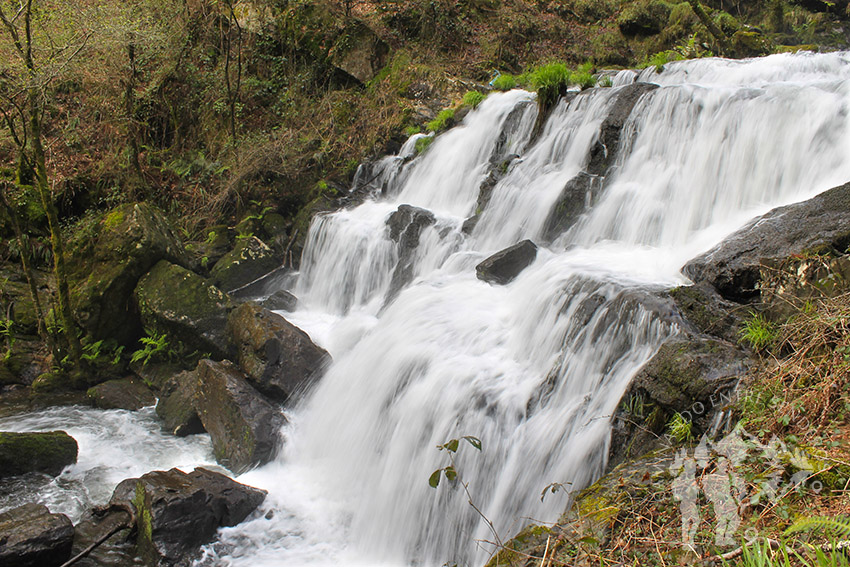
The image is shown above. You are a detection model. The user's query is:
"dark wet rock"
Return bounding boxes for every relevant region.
[476,240,538,285]
[69,203,190,345]
[227,303,330,403]
[461,214,480,235]
[0,338,47,387]
[0,503,74,567]
[683,181,850,302]
[86,377,156,410]
[209,236,281,293]
[257,289,298,312]
[190,360,285,474]
[135,260,234,360]
[386,205,437,299]
[228,266,293,300]
[540,172,602,242]
[668,282,746,343]
[329,20,389,84]
[111,467,265,567]
[609,335,747,469]
[0,431,78,478]
[155,371,204,437]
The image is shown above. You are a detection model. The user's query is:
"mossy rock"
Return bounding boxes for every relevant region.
[730,29,773,57]
[0,431,78,478]
[209,237,281,293]
[618,0,672,36]
[134,260,234,360]
[86,377,156,410]
[155,371,205,437]
[68,203,190,345]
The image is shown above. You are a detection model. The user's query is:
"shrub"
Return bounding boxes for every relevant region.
[640,50,683,72]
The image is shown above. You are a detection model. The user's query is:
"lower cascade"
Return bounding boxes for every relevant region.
[6,51,850,566]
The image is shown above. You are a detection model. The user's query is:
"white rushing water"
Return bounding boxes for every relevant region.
[6,51,850,567]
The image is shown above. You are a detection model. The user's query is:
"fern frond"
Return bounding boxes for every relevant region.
[785,517,850,538]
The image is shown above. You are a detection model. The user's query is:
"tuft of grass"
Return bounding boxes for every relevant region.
[426,108,456,133]
[414,135,434,155]
[462,90,486,108]
[491,73,517,91]
[571,62,596,90]
[667,411,693,443]
[739,312,778,351]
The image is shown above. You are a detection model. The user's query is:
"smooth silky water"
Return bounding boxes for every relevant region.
[4,51,850,567]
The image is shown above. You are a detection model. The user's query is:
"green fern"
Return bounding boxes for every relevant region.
[785,517,850,538]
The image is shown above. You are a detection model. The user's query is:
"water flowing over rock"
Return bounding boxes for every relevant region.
[386,204,437,298]
[0,503,74,567]
[227,303,330,403]
[0,431,77,478]
[475,240,538,284]
[69,203,190,344]
[135,260,234,359]
[683,180,850,302]
[110,468,265,567]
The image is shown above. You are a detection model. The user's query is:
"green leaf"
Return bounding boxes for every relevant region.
[444,465,457,482]
[429,469,442,488]
[463,436,482,451]
[444,439,459,453]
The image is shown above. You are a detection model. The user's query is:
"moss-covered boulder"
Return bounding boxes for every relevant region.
[69,203,190,344]
[209,236,281,293]
[669,281,745,343]
[227,303,330,403]
[0,431,78,478]
[0,503,74,567]
[329,19,389,84]
[109,467,265,567]
[86,377,156,410]
[135,260,234,360]
[684,180,850,302]
[610,335,747,468]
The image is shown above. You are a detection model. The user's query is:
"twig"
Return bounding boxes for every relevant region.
[59,513,132,567]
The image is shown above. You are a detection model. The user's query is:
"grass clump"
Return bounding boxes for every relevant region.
[739,312,778,351]
[426,108,456,133]
[414,135,434,155]
[529,62,571,106]
[462,90,486,108]
[640,49,684,72]
[491,73,517,91]
[667,411,693,443]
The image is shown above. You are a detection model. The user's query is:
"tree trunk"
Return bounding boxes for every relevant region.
[687,0,727,52]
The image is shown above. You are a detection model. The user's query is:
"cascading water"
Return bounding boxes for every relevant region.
[4,51,850,567]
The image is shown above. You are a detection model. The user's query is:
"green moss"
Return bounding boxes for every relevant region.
[491,73,517,91]
[462,90,486,108]
[0,431,78,477]
[103,210,126,232]
[414,135,434,155]
[426,108,456,133]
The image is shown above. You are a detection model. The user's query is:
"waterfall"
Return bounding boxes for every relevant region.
[193,51,850,567]
[4,51,850,567]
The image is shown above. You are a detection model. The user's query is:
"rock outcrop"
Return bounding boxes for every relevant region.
[69,203,190,344]
[111,467,265,567]
[86,377,156,410]
[0,431,78,478]
[227,303,330,403]
[135,260,234,359]
[209,236,280,293]
[683,180,850,302]
[0,503,74,567]
[476,240,538,285]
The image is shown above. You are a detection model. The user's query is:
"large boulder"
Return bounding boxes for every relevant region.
[69,203,190,344]
[135,260,234,360]
[329,20,389,84]
[86,377,156,410]
[683,181,850,302]
[227,303,330,403]
[476,240,538,285]
[111,467,265,567]
[0,431,78,478]
[209,237,281,293]
[0,503,74,567]
[668,281,746,343]
[159,360,285,473]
